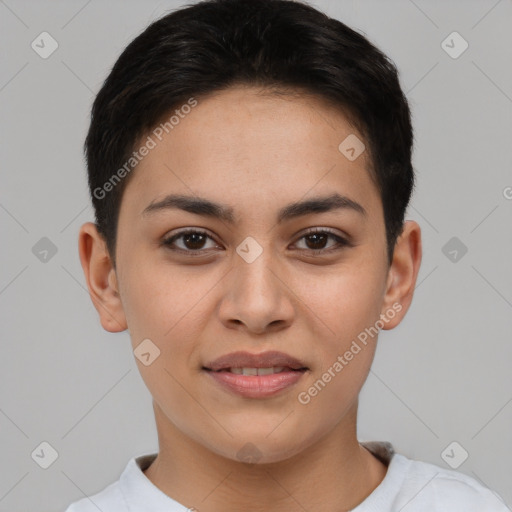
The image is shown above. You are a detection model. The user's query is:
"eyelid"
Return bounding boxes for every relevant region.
[298,226,349,241]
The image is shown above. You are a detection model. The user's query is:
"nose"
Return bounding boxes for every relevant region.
[218,245,295,335]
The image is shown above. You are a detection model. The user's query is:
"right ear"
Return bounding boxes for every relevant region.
[78,222,127,332]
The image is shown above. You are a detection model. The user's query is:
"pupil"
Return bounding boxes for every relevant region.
[185,233,205,249]
[306,233,327,250]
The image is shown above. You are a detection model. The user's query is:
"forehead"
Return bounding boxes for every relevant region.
[120,85,380,222]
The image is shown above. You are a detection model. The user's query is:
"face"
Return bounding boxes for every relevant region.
[80,85,421,464]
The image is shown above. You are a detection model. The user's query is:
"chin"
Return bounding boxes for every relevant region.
[202,429,314,466]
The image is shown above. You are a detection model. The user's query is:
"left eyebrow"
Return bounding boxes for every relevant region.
[276,193,366,223]
[141,192,366,223]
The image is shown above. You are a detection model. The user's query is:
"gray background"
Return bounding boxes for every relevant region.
[1,0,511,510]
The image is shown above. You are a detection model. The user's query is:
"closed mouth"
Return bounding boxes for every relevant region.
[204,366,307,375]
[203,350,309,373]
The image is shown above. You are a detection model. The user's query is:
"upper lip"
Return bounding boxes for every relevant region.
[204,350,308,371]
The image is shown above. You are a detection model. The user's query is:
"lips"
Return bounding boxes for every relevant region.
[203,350,308,373]
[203,350,308,398]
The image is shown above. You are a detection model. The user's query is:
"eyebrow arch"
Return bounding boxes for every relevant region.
[141,192,366,223]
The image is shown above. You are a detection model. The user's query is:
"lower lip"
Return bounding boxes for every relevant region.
[205,369,306,398]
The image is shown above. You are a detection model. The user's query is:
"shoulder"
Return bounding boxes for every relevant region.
[63,453,162,511]
[393,454,510,511]
[63,479,126,511]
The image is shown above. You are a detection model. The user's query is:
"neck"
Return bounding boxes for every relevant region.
[143,402,388,512]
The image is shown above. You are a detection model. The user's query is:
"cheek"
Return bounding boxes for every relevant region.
[299,264,385,346]
[292,263,384,407]
[293,284,381,434]
[119,256,212,343]
[119,263,212,421]
[119,259,226,400]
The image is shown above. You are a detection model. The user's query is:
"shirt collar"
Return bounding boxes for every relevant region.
[120,441,405,511]
[119,452,189,511]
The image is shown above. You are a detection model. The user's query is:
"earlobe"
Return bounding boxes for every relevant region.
[380,220,422,330]
[78,222,127,333]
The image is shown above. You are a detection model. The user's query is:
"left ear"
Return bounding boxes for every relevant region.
[380,220,422,329]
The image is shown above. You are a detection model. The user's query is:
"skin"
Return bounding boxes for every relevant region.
[79,85,422,512]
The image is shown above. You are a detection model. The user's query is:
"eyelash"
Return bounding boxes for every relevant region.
[161,228,350,257]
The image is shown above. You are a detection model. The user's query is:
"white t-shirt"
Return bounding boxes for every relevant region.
[64,441,510,511]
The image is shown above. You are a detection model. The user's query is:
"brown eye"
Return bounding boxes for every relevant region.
[294,229,349,254]
[162,229,219,254]
[303,232,329,250]
[180,232,208,250]
[161,227,350,257]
